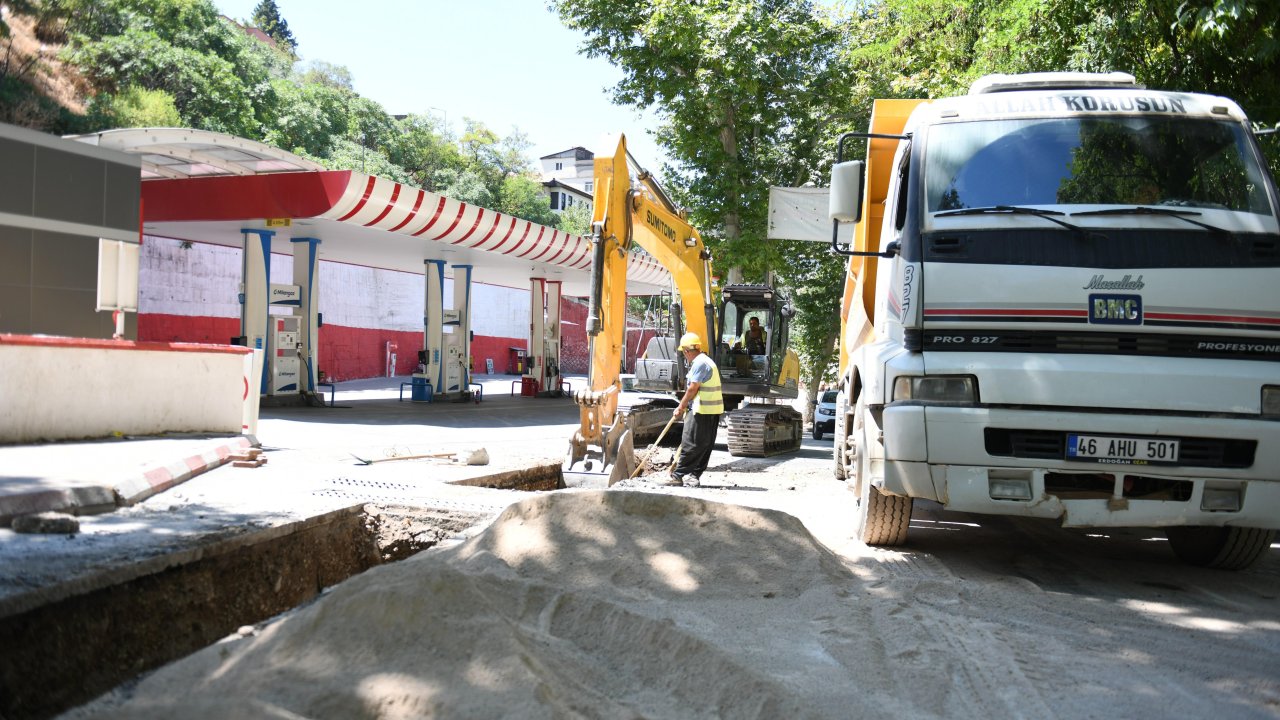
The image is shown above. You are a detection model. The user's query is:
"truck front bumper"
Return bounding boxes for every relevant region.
[876,405,1280,530]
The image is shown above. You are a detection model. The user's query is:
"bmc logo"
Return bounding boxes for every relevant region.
[1088,294,1142,325]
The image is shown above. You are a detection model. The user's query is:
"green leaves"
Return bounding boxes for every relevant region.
[92,84,182,127]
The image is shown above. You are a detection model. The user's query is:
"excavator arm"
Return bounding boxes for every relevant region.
[563,134,714,487]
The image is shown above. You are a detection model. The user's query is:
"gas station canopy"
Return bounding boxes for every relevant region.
[70,128,671,295]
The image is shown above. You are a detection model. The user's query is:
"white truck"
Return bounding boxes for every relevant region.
[828,72,1280,569]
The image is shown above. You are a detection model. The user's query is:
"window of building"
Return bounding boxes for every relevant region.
[585,182,593,192]
[549,191,560,210]
[555,162,563,170]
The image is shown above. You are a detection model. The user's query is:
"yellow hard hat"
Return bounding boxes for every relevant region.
[677,332,702,351]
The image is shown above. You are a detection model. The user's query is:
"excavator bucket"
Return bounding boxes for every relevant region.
[562,420,636,488]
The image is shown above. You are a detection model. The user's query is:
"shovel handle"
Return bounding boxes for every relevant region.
[629,410,680,479]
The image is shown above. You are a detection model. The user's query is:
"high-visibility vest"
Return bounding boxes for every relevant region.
[693,356,723,414]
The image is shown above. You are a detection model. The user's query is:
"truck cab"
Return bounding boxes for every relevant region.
[831,72,1280,568]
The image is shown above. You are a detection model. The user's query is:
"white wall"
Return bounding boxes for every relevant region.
[320,261,422,331]
[140,236,530,337]
[0,338,256,443]
[472,282,530,338]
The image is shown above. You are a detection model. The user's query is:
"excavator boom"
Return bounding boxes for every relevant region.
[563,134,803,487]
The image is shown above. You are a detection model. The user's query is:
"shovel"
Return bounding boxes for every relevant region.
[351,448,489,466]
[629,410,680,479]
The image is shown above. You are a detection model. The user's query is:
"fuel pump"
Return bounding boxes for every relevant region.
[267,314,301,394]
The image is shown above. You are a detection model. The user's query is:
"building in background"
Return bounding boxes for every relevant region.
[540,147,594,215]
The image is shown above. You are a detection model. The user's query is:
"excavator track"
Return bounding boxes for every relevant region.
[724,404,802,457]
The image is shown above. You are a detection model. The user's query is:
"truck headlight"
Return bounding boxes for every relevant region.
[1264,386,1280,417]
[892,375,978,403]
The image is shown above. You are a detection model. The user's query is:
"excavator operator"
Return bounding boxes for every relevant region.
[668,332,723,488]
[733,315,767,375]
[734,316,768,355]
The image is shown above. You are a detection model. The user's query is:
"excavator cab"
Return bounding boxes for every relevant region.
[714,284,795,400]
[710,284,804,457]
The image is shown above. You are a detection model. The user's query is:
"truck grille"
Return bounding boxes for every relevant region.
[984,428,1256,469]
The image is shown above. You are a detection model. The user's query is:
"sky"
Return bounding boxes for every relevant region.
[212,0,666,172]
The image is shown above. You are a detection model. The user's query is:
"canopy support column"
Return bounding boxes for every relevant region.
[528,278,563,397]
[422,259,446,396]
[240,228,273,395]
[290,236,321,395]
[445,264,473,398]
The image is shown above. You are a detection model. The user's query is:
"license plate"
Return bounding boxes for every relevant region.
[1067,434,1179,464]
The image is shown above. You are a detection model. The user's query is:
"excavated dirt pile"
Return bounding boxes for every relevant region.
[66,490,892,719]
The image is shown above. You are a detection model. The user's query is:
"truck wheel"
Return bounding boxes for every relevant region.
[855,479,913,546]
[812,426,823,440]
[852,397,912,546]
[1165,526,1276,570]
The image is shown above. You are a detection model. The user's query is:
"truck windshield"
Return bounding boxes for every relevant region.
[925,116,1273,216]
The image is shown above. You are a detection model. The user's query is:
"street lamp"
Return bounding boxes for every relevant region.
[428,106,448,131]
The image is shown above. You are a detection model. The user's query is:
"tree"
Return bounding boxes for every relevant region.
[387,113,466,192]
[774,239,845,418]
[556,201,593,236]
[317,137,412,182]
[298,59,352,90]
[551,0,842,282]
[60,0,285,137]
[251,0,295,55]
[498,174,562,227]
[93,84,183,127]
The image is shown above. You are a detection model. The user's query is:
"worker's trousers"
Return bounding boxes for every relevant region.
[674,413,720,480]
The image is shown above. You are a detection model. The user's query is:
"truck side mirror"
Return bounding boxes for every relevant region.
[830,160,865,224]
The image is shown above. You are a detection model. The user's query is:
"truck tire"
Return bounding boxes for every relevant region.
[1165,526,1276,570]
[855,480,913,546]
[812,426,823,441]
[852,395,912,546]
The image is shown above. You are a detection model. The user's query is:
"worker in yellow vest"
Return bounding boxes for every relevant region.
[667,332,723,487]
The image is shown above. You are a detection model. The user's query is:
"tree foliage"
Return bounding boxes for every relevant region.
[556,200,593,236]
[92,83,182,126]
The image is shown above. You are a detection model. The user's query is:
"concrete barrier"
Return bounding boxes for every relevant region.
[0,334,257,443]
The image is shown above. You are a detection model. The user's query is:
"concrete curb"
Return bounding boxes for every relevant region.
[0,435,261,526]
[113,435,259,506]
[0,486,117,527]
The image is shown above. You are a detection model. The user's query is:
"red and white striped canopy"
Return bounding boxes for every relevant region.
[320,173,669,285]
[69,128,671,295]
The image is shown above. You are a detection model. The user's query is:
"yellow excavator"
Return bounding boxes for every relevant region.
[563,134,802,487]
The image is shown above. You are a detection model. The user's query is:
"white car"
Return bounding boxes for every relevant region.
[813,390,837,440]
